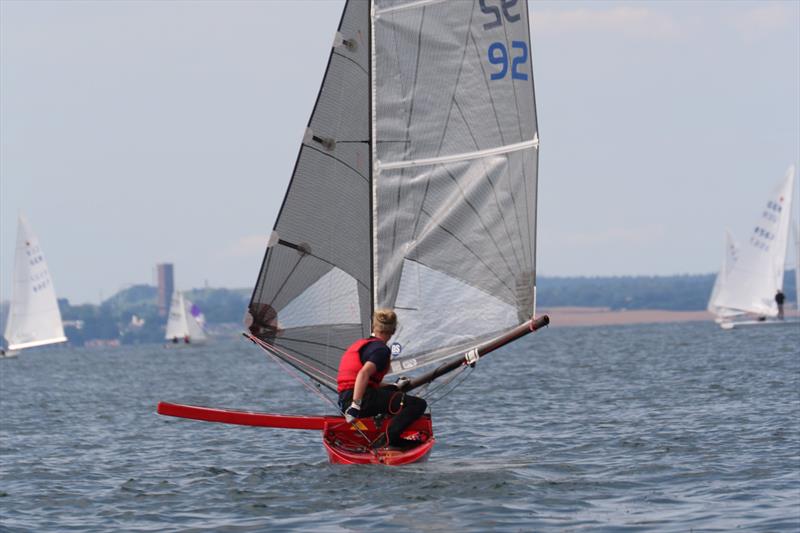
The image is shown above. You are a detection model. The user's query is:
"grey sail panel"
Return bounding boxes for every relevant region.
[373,0,538,371]
[248,0,371,391]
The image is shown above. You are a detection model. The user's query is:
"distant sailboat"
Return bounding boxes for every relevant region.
[2,215,67,356]
[164,291,207,344]
[709,165,797,329]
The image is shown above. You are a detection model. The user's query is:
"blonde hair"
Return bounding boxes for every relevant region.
[372,308,397,335]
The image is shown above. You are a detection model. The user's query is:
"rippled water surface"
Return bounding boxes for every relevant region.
[1,321,799,531]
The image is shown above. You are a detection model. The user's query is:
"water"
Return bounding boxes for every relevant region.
[1,322,798,532]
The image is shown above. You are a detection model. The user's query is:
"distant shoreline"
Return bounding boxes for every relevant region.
[538,306,800,328]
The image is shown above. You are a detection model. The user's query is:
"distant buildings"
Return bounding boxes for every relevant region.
[156,263,174,316]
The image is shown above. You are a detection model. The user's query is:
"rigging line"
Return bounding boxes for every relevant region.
[452,98,525,272]
[304,144,369,183]
[332,49,368,76]
[413,204,516,296]
[274,335,348,373]
[277,333,349,353]
[250,335,379,456]
[504,6,535,275]
[254,336,381,456]
[410,1,476,256]
[424,364,474,405]
[250,334,338,389]
[253,336,337,404]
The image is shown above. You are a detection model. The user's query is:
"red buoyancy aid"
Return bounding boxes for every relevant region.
[337,337,388,393]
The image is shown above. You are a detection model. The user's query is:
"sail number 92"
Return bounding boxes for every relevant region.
[488,41,528,80]
[480,0,528,81]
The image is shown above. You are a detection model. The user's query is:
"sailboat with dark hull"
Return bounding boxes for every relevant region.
[158,0,549,465]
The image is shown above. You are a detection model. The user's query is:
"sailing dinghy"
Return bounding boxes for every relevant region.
[164,291,207,345]
[2,214,67,357]
[708,165,797,329]
[158,0,549,465]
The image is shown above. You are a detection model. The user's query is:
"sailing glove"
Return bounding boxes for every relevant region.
[344,402,361,423]
[394,376,411,391]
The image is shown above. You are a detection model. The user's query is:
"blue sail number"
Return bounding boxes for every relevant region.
[488,41,528,81]
[480,0,520,30]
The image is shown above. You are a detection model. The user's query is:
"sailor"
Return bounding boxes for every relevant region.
[337,309,427,450]
[775,290,785,320]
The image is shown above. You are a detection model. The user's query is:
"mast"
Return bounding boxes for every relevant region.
[369,0,376,323]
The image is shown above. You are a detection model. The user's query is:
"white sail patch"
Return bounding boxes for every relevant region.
[278,267,361,329]
[390,259,517,361]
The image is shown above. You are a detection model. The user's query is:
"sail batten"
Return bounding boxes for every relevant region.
[378,137,537,170]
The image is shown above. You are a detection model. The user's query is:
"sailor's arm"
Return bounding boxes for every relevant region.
[352,361,377,405]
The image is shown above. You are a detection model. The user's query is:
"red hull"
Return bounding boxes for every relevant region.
[157,402,434,465]
[322,415,434,465]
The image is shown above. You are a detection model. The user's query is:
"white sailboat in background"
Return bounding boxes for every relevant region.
[164,291,207,345]
[2,215,67,357]
[709,165,797,329]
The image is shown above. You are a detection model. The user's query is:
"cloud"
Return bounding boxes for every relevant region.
[728,2,795,40]
[223,234,268,258]
[533,6,680,39]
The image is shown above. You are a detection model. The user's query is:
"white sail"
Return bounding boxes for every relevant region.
[714,165,795,317]
[164,291,207,343]
[707,229,742,319]
[3,215,67,351]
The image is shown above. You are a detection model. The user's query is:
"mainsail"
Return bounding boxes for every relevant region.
[165,291,207,343]
[3,215,67,351]
[247,0,539,391]
[713,165,796,317]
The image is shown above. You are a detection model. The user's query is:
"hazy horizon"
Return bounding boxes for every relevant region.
[2,0,799,304]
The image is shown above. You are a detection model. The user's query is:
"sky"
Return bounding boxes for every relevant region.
[1,0,798,305]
